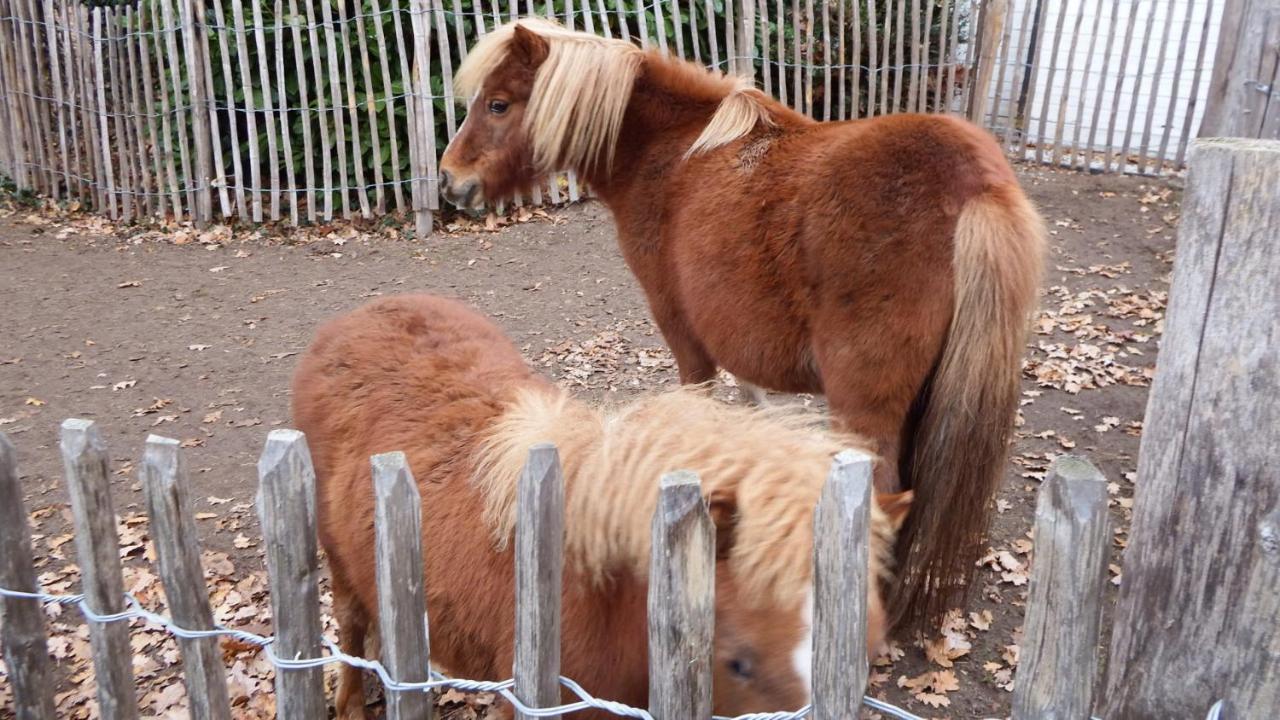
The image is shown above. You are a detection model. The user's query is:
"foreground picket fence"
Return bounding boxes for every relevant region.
[0,419,1114,720]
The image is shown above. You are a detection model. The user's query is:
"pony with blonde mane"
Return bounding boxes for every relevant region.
[438,18,1046,626]
[292,294,909,719]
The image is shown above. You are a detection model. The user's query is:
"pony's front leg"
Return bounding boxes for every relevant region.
[649,306,718,385]
[332,571,372,720]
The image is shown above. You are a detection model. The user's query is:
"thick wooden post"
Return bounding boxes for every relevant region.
[1199,0,1280,140]
[513,444,564,720]
[968,0,1008,123]
[0,433,57,720]
[61,419,140,720]
[1012,456,1109,720]
[140,436,232,720]
[811,450,873,720]
[648,471,715,720]
[256,430,327,719]
[1102,139,1280,718]
[408,0,437,237]
[372,452,435,720]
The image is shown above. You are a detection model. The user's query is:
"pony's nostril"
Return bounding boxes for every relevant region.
[439,169,453,193]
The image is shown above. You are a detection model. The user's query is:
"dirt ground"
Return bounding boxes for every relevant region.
[0,162,1179,719]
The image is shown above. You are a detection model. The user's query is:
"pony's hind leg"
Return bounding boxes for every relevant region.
[332,568,373,720]
[651,306,718,385]
[735,377,771,406]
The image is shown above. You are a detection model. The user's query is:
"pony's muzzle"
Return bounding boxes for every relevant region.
[439,169,482,209]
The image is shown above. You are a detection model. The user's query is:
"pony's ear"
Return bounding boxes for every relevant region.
[876,491,913,532]
[707,495,738,560]
[510,24,550,68]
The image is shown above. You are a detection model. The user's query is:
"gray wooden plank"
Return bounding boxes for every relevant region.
[514,443,564,720]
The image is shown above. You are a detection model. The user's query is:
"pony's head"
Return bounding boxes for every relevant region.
[474,388,911,714]
[439,18,771,209]
[440,18,641,208]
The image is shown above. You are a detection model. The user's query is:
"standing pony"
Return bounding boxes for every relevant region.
[437,18,1045,625]
[292,294,909,720]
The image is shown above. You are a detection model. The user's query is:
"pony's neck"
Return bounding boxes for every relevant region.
[583,54,734,195]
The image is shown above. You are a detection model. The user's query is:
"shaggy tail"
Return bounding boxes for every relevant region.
[890,183,1046,630]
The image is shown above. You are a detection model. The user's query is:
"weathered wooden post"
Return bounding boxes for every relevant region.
[372,451,435,720]
[0,432,57,720]
[140,435,232,720]
[1012,456,1109,720]
[514,443,565,720]
[1199,0,1280,140]
[61,419,140,720]
[811,450,874,720]
[256,429,327,719]
[1102,138,1280,718]
[968,0,1008,123]
[408,0,437,237]
[648,470,715,720]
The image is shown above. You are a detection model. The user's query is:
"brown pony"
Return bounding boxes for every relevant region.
[292,294,909,720]
[437,18,1045,625]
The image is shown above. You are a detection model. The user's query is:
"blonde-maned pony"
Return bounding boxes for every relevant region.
[438,18,1045,628]
[292,294,910,719]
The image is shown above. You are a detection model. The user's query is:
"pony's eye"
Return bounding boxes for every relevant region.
[488,99,509,115]
[728,657,753,679]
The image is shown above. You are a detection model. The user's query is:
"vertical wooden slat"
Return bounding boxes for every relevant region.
[160,0,195,218]
[723,0,736,73]
[58,2,86,203]
[0,19,12,184]
[76,6,106,211]
[670,0,686,58]
[1010,456,1109,720]
[431,0,457,137]
[919,0,934,113]
[802,0,813,113]
[140,436,233,720]
[908,0,921,112]
[774,0,785,106]
[0,432,58,720]
[1015,0,1051,159]
[513,444,564,720]
[249,0,280,220]
[821,0,832,119]
[756,0,770,96]
[647,471,714,720]
[12,0,49,194]
[371,452,435,720]
[229,0,261,220]
[337,0,372,218]
[1174,0,1215,167]
[366,0,399,211]
[25,0,54,194]
[211,0,247,219]
[878,0,891,113]
[1118,0,1157,173]
[849,0,860,117]
[1137,0,1177,174]
[790,0,801,111]
[892,0,906,111]
[105,8,136,222]
[40,0,69,200]
[1,9,32,191]
[289,0,316,221]
[256,430,327,719]
[320,0,352,217]
[408,0,438,234]
[811,450,874,720]
[1067,0,1108,168]
[303,0,333,220]
[273,0,297,224]
[1155,0,1201,172]
[61,419,140,720]
[197,0,229,218]
[969,0,1007,125]
[92,10,119,219]
[1034,0,1071,164]
[1105,0,1144,172]
[739,0,756,81]
[394,0,425,219]
[612,0,632,45]
[866,0,879,115]
[358,0,386,212]
[707,0,722,70]
[999,0,1034,145]
[936,0,955,114]
[113,6,140,218]
[136,3,170,218]
[181,0,213,225]
[1085,0,1122,170]
[125,8,154,217]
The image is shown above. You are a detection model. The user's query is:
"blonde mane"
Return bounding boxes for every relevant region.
[455,18,772,172]
[473,387,893,608]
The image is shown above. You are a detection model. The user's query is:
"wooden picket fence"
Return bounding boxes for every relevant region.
[0,419,1114,720]
[0,0,1253,233]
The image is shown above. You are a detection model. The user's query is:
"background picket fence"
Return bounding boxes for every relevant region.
[0,0,1261,232]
